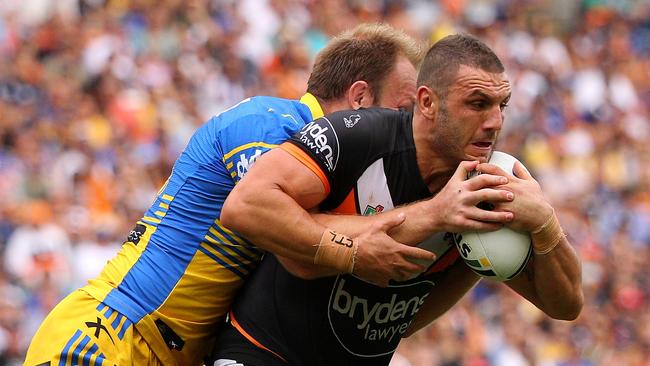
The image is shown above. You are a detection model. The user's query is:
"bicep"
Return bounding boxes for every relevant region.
[228,146,328,210]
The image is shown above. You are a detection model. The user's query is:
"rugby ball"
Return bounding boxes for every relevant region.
[453,151,532,281]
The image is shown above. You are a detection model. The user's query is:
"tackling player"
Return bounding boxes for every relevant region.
[23,24,435,366]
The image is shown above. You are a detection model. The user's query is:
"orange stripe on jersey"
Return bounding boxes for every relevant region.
[229,311,287,362]
[332,189,357,214]
[424,249,460,275]
[280,142,330,195]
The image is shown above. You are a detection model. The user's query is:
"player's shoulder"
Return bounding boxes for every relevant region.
[324,107,407,130]
[216,96,309,127]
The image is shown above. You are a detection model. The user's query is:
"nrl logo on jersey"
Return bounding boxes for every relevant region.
[363,204,384,216]
[344,114,361,128]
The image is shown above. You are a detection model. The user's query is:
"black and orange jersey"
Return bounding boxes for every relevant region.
[220,108,460,365]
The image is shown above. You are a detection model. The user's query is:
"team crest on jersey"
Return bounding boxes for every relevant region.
[344,114,361,128]
[363,204,384,216]
[298,118,340,172]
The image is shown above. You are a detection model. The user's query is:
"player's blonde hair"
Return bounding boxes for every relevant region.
[307,23,424,103]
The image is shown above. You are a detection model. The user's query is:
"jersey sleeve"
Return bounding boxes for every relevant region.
[281,108,405,209]
[218,98,310,184]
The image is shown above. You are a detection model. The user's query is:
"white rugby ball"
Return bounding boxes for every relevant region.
[454,151,532,281]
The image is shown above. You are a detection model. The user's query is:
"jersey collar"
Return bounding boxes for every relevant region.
[299,92,325,119]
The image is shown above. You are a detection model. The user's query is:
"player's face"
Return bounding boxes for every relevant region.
[433,65,511,163]
[374,55,417,111]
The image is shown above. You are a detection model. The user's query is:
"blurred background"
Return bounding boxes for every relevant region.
[1,0,649,365]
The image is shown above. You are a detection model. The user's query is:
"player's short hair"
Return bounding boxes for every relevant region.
[307,23,423,102]
[417,34,505,98]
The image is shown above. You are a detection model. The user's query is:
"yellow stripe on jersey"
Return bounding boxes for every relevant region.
[226,162,234,170]
[215,220,247,246]
[222,142,278,161]
[143,216,161,224]
[208,227,236,246]
[206,229,258,259]
[154,211,166,217]
[159,202,169,209]
[200,240,245,270]
[162,194,174,202]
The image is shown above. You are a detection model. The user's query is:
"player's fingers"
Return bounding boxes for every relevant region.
[465,173,509,190]
[454,160,480,181]
[470,188,513,205]
[400,245,436,262]
[469,207,513,224]
[513,161,532,179]
[476,162,509,176]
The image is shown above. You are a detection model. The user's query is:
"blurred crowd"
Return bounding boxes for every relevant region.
[0,0,649,365]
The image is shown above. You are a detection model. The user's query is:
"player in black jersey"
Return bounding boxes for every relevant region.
[210,34,583,365]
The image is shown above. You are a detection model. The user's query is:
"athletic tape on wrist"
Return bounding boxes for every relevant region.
[531,212,565,255]
[314,229,357,273]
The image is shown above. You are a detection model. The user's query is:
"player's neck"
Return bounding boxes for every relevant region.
[318,98,356,116]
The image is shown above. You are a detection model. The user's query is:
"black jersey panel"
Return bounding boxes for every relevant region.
[287,108,412,210]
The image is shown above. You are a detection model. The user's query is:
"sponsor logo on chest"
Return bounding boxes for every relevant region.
[327,276,434,357]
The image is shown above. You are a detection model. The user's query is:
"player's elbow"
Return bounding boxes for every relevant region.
[562,295,584,321]
[221,191,250,235]
[548,292,584,321]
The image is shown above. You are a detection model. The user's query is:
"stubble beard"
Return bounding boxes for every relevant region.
[431,101,465,168]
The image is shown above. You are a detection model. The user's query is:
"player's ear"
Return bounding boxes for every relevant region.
[347,81,373,110]
[417,85,438,120]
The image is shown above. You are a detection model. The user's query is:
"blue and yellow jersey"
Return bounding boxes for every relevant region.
[82,94,324,365]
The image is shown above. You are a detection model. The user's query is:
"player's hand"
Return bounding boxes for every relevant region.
[352,213,436,287]
[431,160,515,232]
[477,161,553,232]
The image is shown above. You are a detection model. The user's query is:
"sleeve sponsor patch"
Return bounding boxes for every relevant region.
[296,118,340,172]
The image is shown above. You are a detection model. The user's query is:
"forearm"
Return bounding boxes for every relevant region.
[280,202,440,279]
[222,182,325,264]
[508,236,583,320]
[313,200,439,245]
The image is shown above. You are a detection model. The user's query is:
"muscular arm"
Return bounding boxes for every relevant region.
[223,148,514,286]
[222,148,433,284]
[404,162,584,335]
[506,236,582,320]
[478,162,584,320]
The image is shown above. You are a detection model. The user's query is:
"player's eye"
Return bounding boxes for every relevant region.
[470,100,487,109]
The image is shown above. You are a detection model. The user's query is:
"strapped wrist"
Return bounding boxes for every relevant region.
[313,229,358,273]
[531,211,565,255]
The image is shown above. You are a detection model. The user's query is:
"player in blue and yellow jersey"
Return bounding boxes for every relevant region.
[23,23,436,366]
